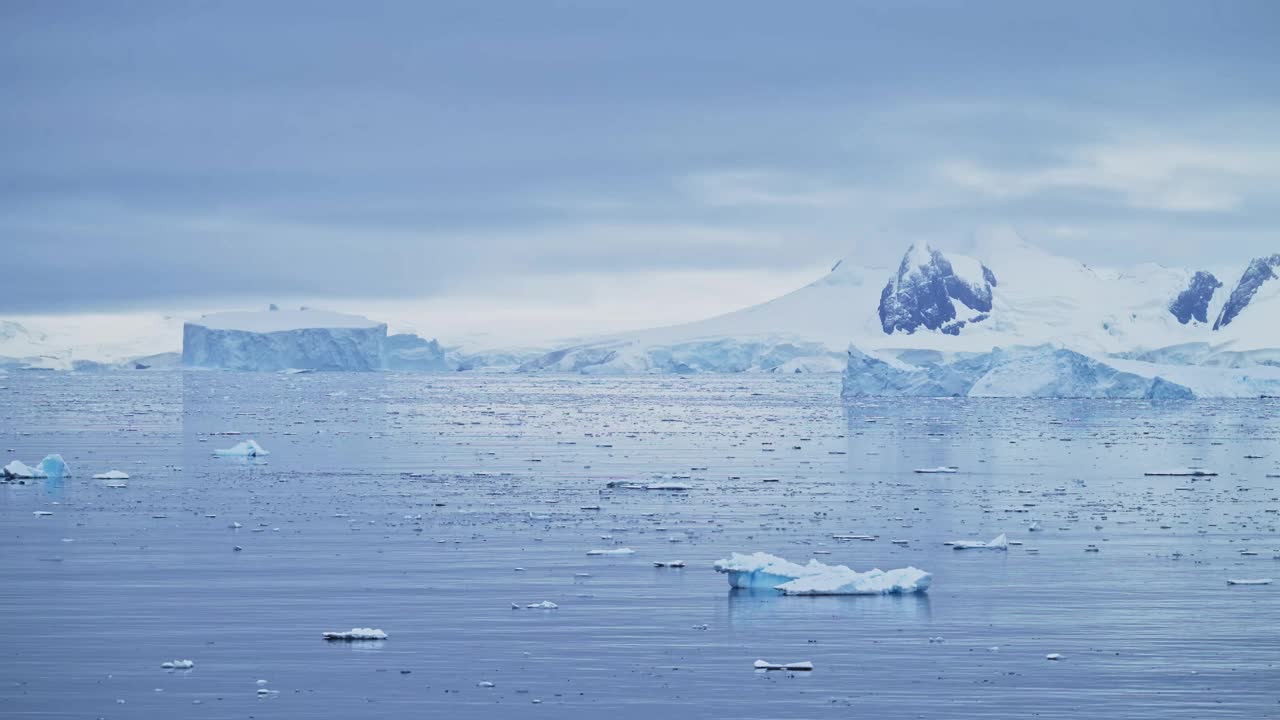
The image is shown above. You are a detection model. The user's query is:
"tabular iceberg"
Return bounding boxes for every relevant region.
[183,308,386,372]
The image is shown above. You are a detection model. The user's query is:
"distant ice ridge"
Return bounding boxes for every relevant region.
[841,344,1280,398]
[183,308,387,372]
[712,552,931,595]
[518,337,844,375]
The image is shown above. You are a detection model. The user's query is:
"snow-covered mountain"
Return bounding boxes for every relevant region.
[519,230,1280,376]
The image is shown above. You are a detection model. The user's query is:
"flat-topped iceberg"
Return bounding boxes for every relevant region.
[712,552,931,595]
[776,566,932,596]
[183,308,387,372]
[948,533,1008,550]
[323,627,387,641]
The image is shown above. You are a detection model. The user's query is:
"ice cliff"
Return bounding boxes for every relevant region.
[183,309,387,371]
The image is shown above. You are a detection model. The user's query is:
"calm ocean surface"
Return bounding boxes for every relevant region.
[3,372,1278,718]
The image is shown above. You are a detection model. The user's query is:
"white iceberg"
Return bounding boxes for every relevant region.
[713,552,931,595]
[322,628,387,641]
[3,460,41,479]
[914,466,958,474]
[525,601,559,609]
[754,659,813,671]
[776,566,932,596]
[161,660,195,669]
[93,470,130,480]
[1143,469,1218,477]
[586,548,635,556]
[214,440,270,457]
[1226,578,1273,586]
[948,533,1009,550]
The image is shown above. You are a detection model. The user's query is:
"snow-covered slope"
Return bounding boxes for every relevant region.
[521,229,1280,377]
[182,308,387,371]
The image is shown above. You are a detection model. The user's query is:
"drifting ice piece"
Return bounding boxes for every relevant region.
[713,552,931,595]
[914,466,958,474]
[586,548,635,556]
[776,566,932,596]
[948,533,1009,550]
[1226,578,1273,586]
[93,470,130,480]
[4,460,45,479]
[713,552,825,589]
[161,660,195,669]
[37,454,69,478]
[754,659,813,671]
[214,440,270,457]
[323,628,387,641]
[525,601,559,609]
[1144,469,1218,477]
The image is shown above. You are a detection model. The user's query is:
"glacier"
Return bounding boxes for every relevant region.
[841,344,1280,399]
[183,309,387,372]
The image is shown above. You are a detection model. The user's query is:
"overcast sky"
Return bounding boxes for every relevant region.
[4,1,1279,339]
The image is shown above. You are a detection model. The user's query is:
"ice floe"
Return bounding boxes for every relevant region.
[93,470,130,480]
[1143,468,1217,477]
[4,460,42,479]
[161,660,195,669]
[754,659,813,671]
[322,628,387,641]
[214,440,270,457]
[586,548,635,556]
[712,552,931,595]
[914,466,958,474]
[1226,578,1273,586]
[947,533,1009,550]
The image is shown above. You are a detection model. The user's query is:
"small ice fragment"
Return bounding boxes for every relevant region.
[477,681,495,688]
[914,466,958,474]
[1046,653,1062,661]
[754,659,813,671]
[93,470,130,480]
[4,460,43,479]
[322,628,387,641]
[948,533,1008,550]
[526,601,559,609]
[653,560,686,568]
[1143,469,1217,477]
[214,440,270,457]
[586,548,635,556]
[161,660,195,669]
[1028,521,1042,532]
[1226,578,1273,586]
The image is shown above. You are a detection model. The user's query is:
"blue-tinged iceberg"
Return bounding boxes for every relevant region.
[183,308,386,371]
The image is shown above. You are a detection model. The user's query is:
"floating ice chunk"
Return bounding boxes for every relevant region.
[93,470,130,480]
[1046,653,1062,661]
[33,510,53,516]
[586,548,635,556]
[4,460,43,479]
[713,552,825,589]
[161,660,195,669]
[323,628,387,641]
[1226,578,1273,586]
[754,659,813,671]
[776,566,932,596]
[1143,469,1217,477]
[948,533,1008,550]
[525,601,559,609]
[653,560,686,568]
[37,454,68,478]
[605,481,690,491]
[214,440,270,457]
[1028,520,1043,532]
[914,466,958,474]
